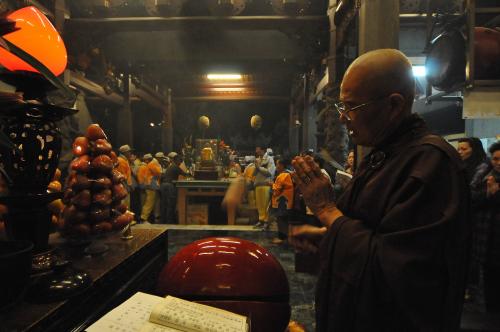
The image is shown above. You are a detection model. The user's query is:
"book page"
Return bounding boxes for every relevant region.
[149,296,248,332]
[334,170,353,195]
[86,292,164,332]
[140,321,182,332]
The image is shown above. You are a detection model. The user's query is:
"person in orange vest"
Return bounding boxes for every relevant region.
[140,154,162,223]
[137,154,151,222]
[117,145,133,208]
[271,157,294,244]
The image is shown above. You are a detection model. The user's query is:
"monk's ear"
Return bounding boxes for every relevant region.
[388,93,406,119]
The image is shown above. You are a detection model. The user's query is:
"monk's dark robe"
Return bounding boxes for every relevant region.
[316,115,469,331]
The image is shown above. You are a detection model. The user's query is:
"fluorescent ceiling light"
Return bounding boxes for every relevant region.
[412,66,426,77]
[209,83,246,87]
[207,74,242,80]
[211,87,246,92]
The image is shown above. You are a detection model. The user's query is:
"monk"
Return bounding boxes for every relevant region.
[291,49,469,331]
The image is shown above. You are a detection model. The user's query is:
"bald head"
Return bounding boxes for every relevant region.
[342,49,415,111]
[339,49,417,146]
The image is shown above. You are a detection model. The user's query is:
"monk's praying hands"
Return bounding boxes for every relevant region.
[291,155,343,228]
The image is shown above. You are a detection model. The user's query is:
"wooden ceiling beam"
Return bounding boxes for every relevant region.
[66,15,328,33]
[173,95,289,102]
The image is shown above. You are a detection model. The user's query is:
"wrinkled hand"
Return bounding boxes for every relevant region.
[289,224,327,253]
[291,156,342,226]
[486,176,499,197]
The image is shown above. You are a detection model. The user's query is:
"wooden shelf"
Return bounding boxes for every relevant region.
[474,80,500,87]
[69,71,124,105]
[0,228,168,332]
[475,7,500,14]
[69,71,167,108]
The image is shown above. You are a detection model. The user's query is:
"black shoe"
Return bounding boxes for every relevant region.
[253,222,264,229]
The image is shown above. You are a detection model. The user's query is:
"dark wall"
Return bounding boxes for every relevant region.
[130,102,164,155]
[172,100,289,155]
[85,100,120,148]
[85,99,290,157]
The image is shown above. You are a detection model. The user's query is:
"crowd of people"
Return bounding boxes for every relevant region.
[114,145,190,224]
[457,137,500,312]
[115,143,243,225]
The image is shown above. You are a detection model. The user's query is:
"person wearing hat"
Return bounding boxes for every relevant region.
[140,153,162,223]
[117,145,133,208]
[128,150,142,217]
[155,152,170,171]
[160,152,190,223]
[253,146,275,230]
[137,154,152,211]
[167,151,190,178]
[152,152,168,223]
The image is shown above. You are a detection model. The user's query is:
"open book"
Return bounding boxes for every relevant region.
[86,292,249,332]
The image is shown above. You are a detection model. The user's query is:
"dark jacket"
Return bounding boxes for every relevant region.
[162,164,188,184]
[470,162,500,267]
[316,115,470,332]
[464,157,485,185]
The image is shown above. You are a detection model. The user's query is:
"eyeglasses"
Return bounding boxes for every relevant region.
[334,96,390,121]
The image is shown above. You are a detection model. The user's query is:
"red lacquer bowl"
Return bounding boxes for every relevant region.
[157,237,291,332]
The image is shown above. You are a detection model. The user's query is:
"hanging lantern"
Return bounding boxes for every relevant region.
[399,0,421,13]
[208,0,247,16]
[250,115,262,130]
[76,1,111,17]
[144,0,186,16]
[271,0,310,16]
[198,115,210,130]
[0,7,67,76]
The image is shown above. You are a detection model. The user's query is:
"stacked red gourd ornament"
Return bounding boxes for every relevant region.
[61,124,133,237]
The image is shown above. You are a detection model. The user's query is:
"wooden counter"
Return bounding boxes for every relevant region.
[0,227,167,332]
[175,180,235,225]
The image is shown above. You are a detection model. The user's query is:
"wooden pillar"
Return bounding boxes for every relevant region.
[161,88,173,152]
[358,0,399,53]
[54,0,65,33]
[289,102,299,155]
[301,75,308,151]
[327,0,337,86]
[300,75,317,151]
[117,73,133,146]
[357,0,399,161]
[305,103,317,151]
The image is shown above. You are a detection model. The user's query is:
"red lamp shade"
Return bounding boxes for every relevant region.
[157,237,291,332]
[0,6,67,76]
